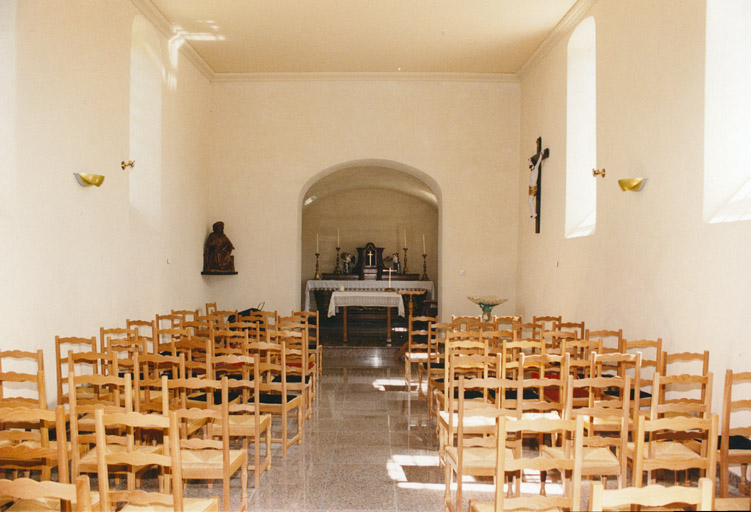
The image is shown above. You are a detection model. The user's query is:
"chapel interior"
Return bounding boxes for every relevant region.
[1,0,750,510]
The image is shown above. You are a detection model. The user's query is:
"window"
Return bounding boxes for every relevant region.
[0,1,16,217]
[704,0,751,223]
[565,17,597,238]
[129,15,163,227]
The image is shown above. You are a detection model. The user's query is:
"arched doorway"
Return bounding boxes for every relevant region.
[300,162,440,345]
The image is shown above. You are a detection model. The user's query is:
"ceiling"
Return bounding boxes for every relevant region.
[148,0,579,74]
[304,167,438,209]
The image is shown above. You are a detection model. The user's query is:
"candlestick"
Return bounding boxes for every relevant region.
[337,228,340,247]
[334,246,342,274]
[422,234,426,254]
[421,253,429,281]
[402,247,409,274]
[316,233,319,253]
[314,252,321,279]
[403,229,407,248]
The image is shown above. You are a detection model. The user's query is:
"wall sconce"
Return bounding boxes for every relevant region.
[121,160,135,170]
[592,168,606,178]
[618,178,648,191]
[74,173,105,187]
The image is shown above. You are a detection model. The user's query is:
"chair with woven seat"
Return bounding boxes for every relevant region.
[271,328,314,420]
[539,329,577,355]
[162,376,248,510]
[492,315,521,331]
[719,369,751,498]
[0,349,46,408]
[555,320,585,339]
[55,336,98,406]
[589,477,713,511]
[443,374,516,512]
[94,407,220,512]
[403,315,436,393]
[585,328,623,354]
[467,414,584,512]
[126,319,157,353]
[291,310,321,377]
[622,337,663,414]
[532,315,561,334]
[99,327,137,355]
[209,356,272,488]
[249,341,304,457]
[425,321,451,417]
[451,315,482,331]
[0,475,93,512]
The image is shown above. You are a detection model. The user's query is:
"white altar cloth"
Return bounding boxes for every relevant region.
[327,291,405,318]
[305,280,433,311]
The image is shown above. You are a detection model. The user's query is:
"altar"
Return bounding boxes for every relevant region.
[328,290,405,343]
[304,279,434,312]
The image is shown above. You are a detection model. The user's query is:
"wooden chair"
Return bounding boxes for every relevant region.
[591,352,642,429]
[271,328,314,421]
[659,350,710,408]
[719,369,751,497]
[632,414,718,487]
[492,315,521,331]
[291,310,321,377]
[532,315,561,334]
[515,352,565,421]
[585,328,623,353]
[0,475,93,512]
[651,371,713,420]
[248,310,277,338]
[126,318,156,350]
[0,349,46,408]
[482,329,514,356]
[425,321,451,417]
[542,369,631,489]
[55,335,98,406]
[589,477,713,511]
[512,322,540,341]
[206,302,218,315]
[539,329,577,355]
[443,374,514,512]
[622,337,663,413]
[94,407,220,512]
[171,308,200,325]
[162,376,248,510]
[99,327,137,355]
[250,341,303,457]
[403,315,437,393]
[467,415,584,512]
[0,405,66,484]
[451,315,482,331]
[555,320,585,339]
[210,356,273,488]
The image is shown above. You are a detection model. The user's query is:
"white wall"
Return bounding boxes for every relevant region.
[1,1,213,403]
[517,0,751,413]
[208,79,521,319]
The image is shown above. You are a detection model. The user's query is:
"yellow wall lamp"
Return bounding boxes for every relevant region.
[618,178,648,192]
[73,173,105,187]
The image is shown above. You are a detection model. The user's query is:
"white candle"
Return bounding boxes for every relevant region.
[403,229,407,248]
[316,233,319,253]
[422,234,426,254]
[337,228,340,247]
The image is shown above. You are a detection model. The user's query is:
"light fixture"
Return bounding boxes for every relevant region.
[74,173,105,187]
[121,160,135,170]
[592,168,606,177]
[618,178,647,191]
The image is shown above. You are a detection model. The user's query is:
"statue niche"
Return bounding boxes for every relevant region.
[202,221,237,275]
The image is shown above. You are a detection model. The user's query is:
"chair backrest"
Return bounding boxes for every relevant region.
[99,327,136,354]
[133,352,184,413]
[633,414,718,487]
[482,329,514,355]
[94,407,183,511]
[0,405,68,483]
[651,371,713,419]
[0,349,46,407]
[125,319,156,352]
[556,320,585,339]
[591,351,642,427]
[661,350,709,377]
[171,308,200,324]
[720,369,751,498]
[589,477,712,511]
[492,315,521,330]
[206,302,218,315]
[496,415,583,511]
[585,328,623,353]
[291,310,319,346]
[516,353,565,417]
[533,315,562,333]
[540,329,577,354]
[407,316,435,355]
[0,475,92,512]
[513,321,540,341]
[55,335,97,405]
[561,337,601,366]
[450,315,482,331]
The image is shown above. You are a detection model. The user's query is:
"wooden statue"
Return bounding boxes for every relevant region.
[202,221,237,275]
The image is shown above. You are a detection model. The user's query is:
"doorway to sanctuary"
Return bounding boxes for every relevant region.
[301,162,440,346]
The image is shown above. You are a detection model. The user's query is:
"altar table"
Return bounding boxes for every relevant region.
[305,279,433,311]
[328,291,405,343]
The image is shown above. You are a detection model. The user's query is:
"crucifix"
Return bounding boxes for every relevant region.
[367,250,374,266]
[528,136,550,234]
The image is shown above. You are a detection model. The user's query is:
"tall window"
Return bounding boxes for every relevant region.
[129,15,162,227]
[0,1,16,217]
[704,0,751,223]
[565,17,597,238]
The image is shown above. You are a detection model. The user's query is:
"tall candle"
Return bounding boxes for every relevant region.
[316,233,319,253]
[337,228,340,247]
[422,234,426,254]
[403,229,407,248]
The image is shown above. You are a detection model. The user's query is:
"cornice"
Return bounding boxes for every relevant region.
[517,0,600,79]
[212,72,519,84]
[129,0,216,81]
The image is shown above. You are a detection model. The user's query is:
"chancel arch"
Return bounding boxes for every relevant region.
[299,162,440,323]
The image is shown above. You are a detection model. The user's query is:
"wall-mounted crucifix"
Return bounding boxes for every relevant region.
[528,137,550,234]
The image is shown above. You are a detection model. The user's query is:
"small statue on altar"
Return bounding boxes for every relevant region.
[391,253,401,274]
[342,252,353,274]
[203,221,235,274]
